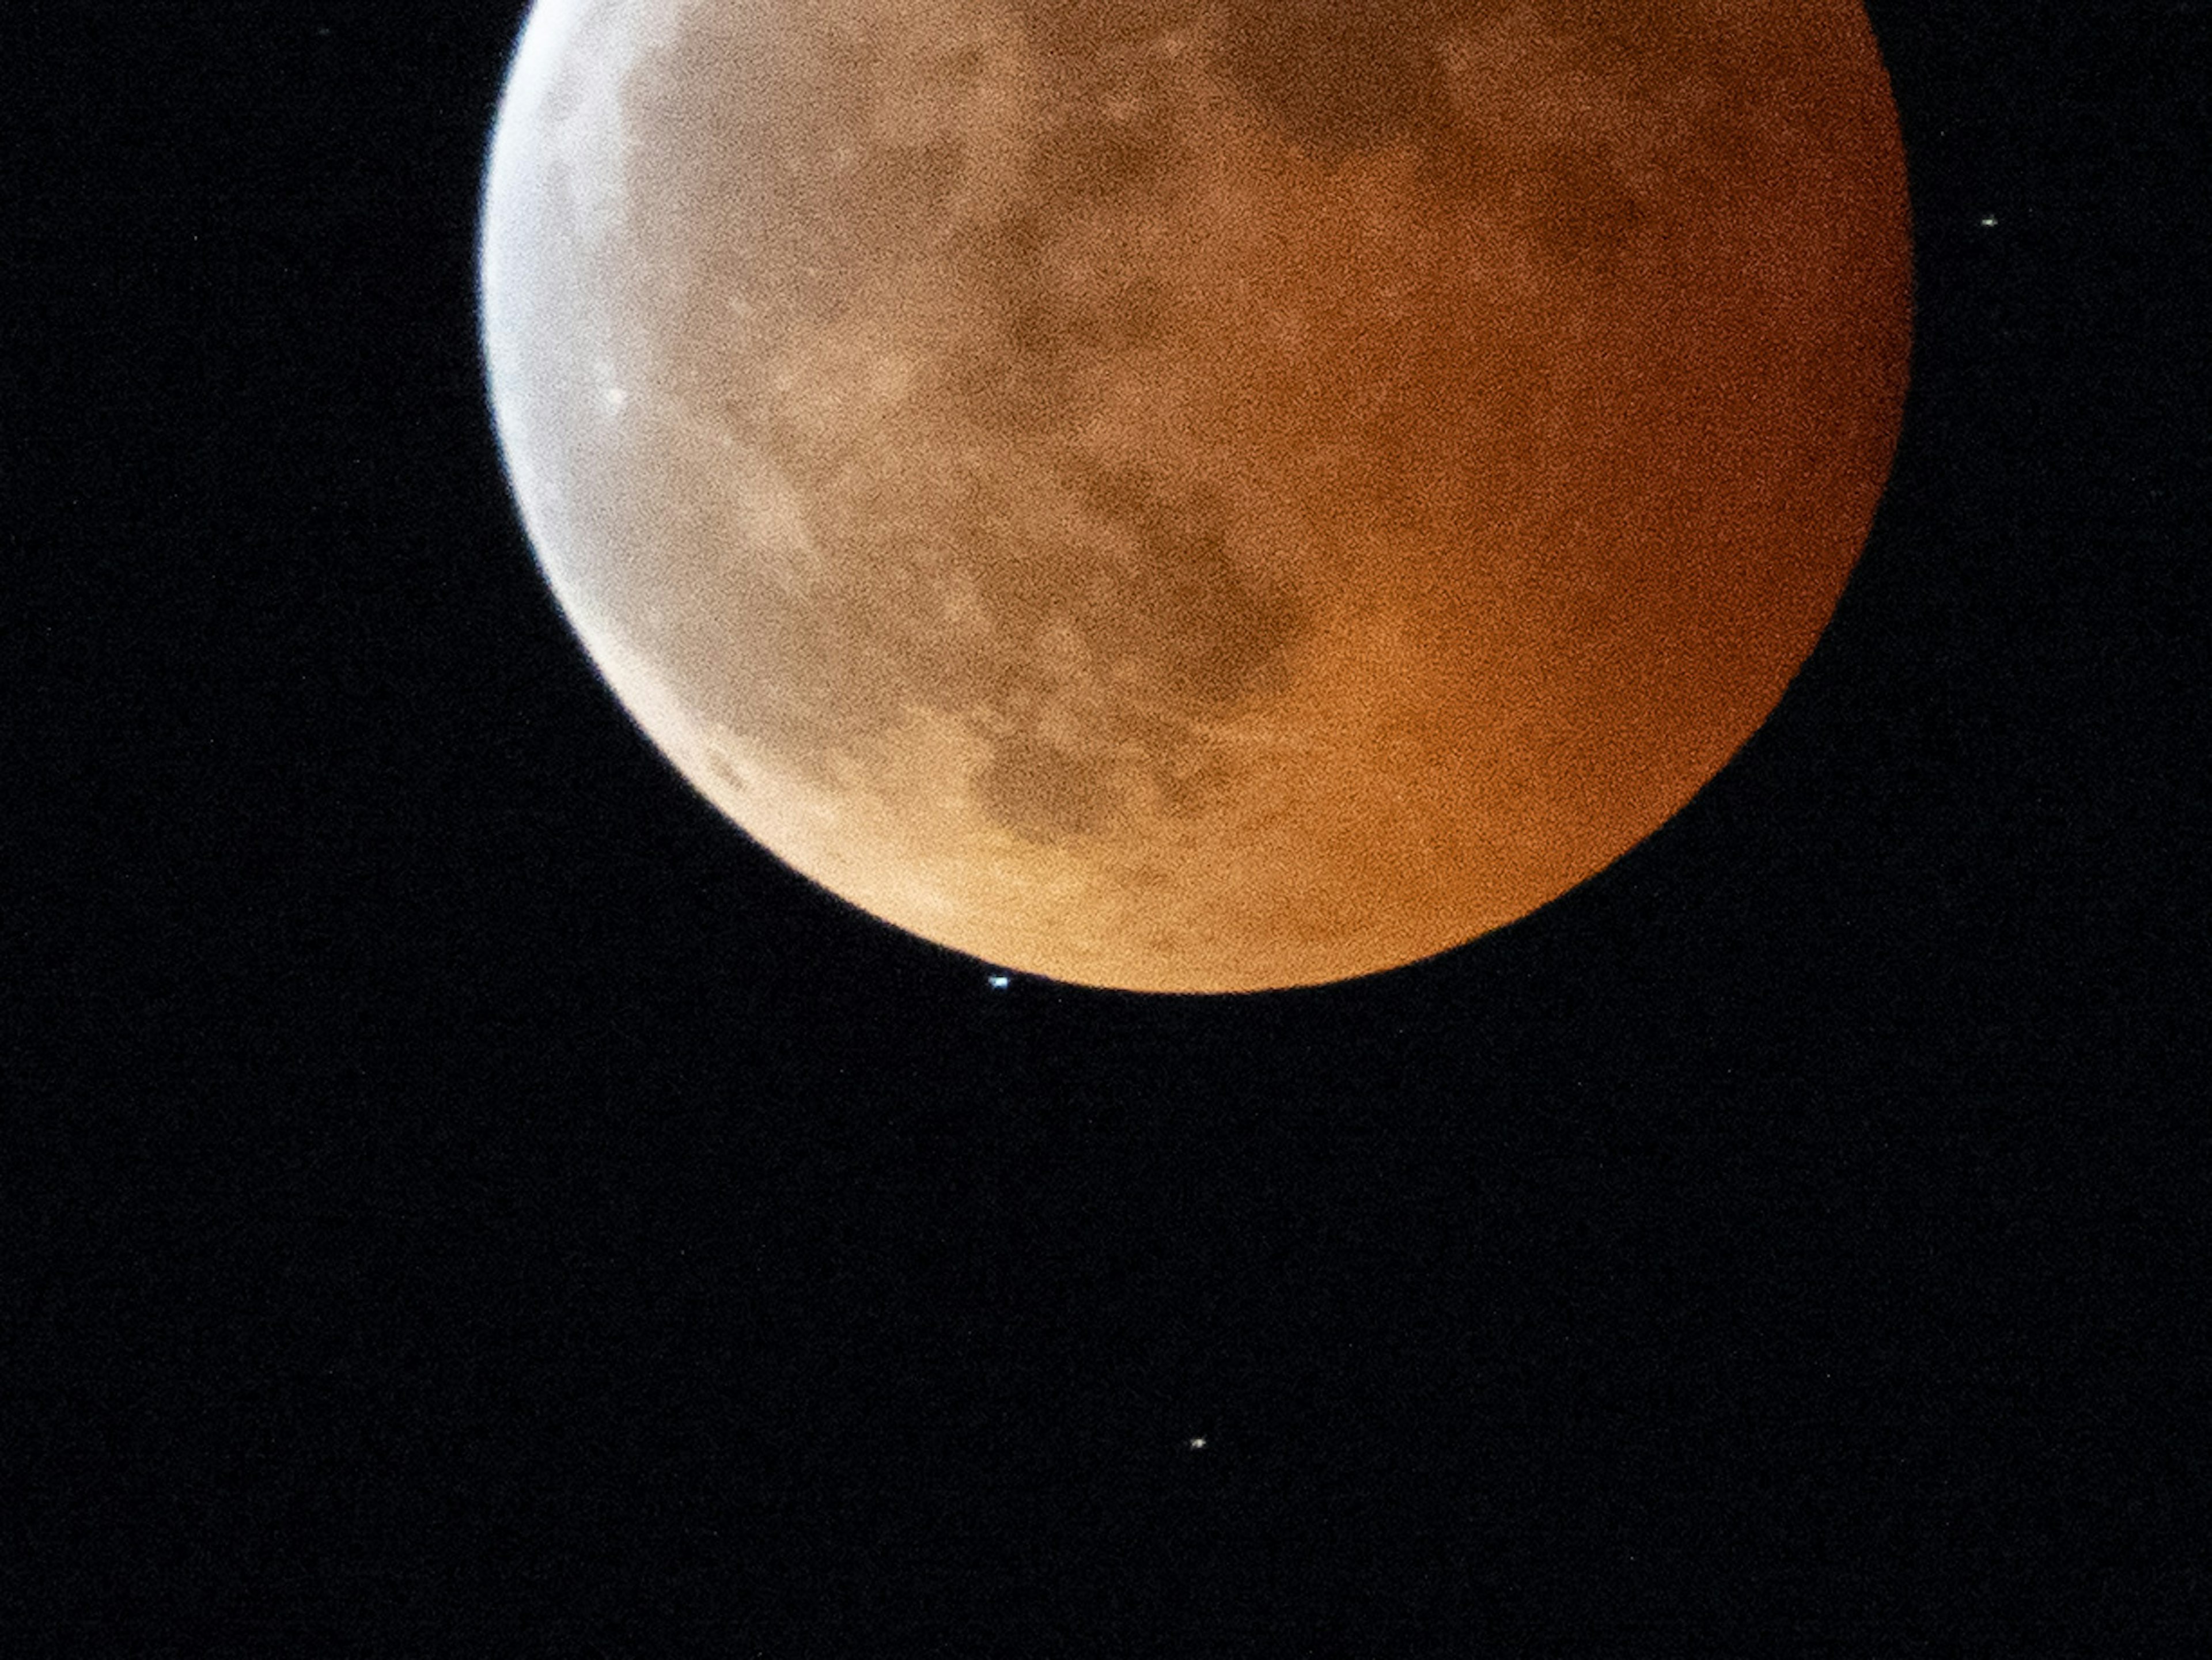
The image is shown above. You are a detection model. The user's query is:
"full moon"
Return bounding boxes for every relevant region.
[480,0,1911,992]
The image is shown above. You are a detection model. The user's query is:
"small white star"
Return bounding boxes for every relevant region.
[1187,1437,1207,1450]
[1979,215,1999,228]
[986,973,1010,990]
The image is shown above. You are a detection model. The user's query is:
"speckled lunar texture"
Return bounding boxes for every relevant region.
[481,0,1910,991]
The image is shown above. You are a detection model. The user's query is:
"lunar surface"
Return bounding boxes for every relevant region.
[480,0,1911,992]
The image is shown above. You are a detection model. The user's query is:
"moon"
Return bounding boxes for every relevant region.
[480,0,1911,993]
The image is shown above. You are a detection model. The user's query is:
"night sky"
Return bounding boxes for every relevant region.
[12,2,2208,1654]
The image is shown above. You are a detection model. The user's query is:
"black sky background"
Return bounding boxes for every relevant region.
[9,2,2209,1654]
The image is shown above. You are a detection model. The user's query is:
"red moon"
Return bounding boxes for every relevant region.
[480,0,1911,992]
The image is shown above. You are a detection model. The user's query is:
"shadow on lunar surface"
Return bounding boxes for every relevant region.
[577,0,1331,846]
[598,423,1310,848]
[965,461,1309,842]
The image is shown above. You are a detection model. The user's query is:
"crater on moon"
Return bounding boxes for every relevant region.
[482,0,1911,991]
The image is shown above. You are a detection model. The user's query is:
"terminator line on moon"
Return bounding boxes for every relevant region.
[480,0,1911,993]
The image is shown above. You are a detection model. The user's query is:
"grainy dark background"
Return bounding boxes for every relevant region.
[8,2,2207,1655]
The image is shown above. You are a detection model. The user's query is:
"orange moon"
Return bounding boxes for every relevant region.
[480,0,1911,992]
